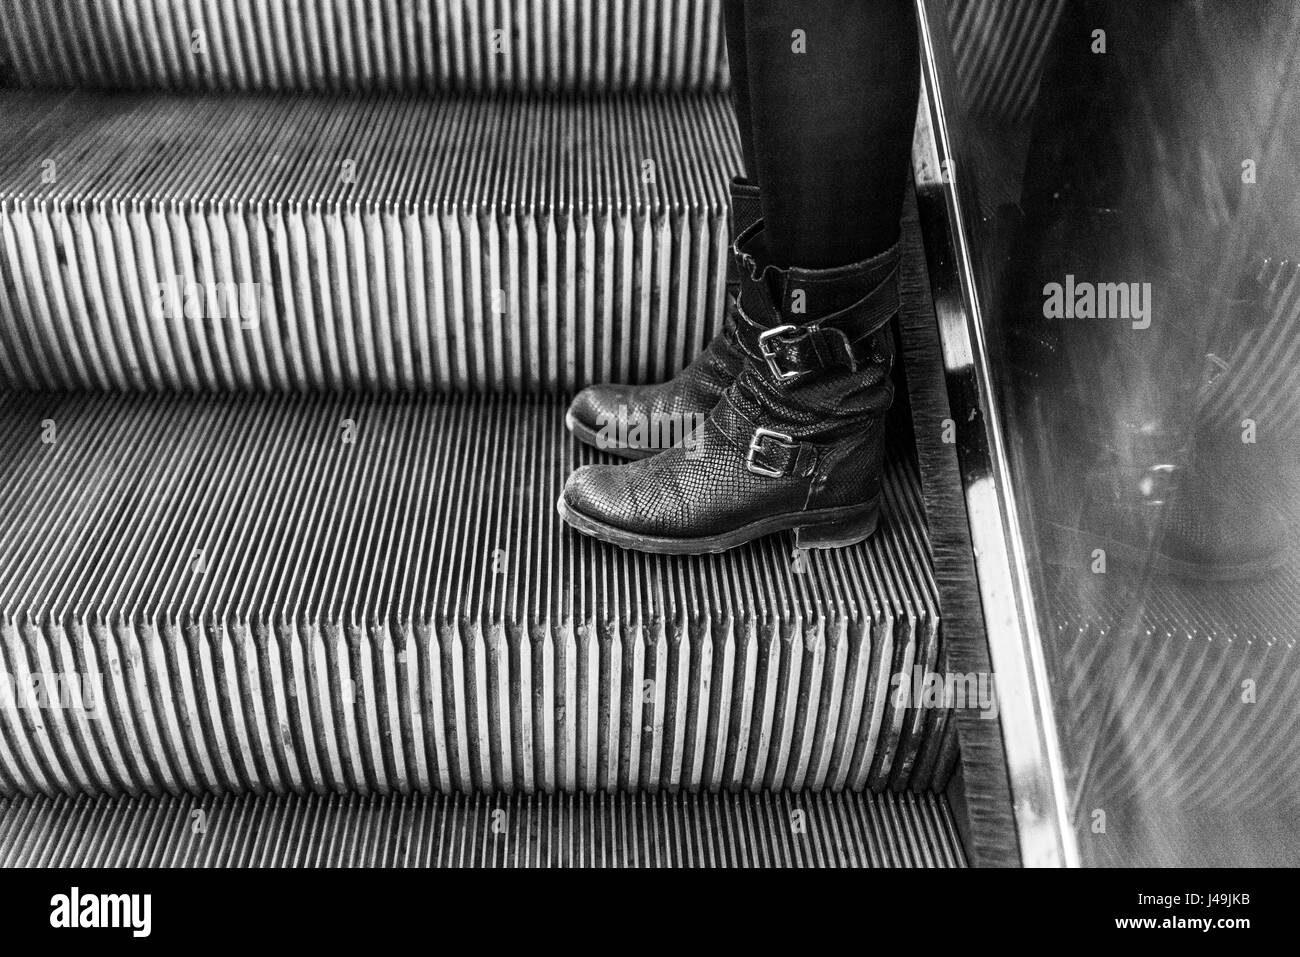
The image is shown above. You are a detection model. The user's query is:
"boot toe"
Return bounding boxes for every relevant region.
[567,384,622,434]
[561,463,627,523]
[561,460,674,540]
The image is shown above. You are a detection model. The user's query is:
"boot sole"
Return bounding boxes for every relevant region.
[1045,522,1288,582]
[564,410,662,461]
[557,496,881,555]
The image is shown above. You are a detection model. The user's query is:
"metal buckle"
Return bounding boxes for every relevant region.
[745,427,796,477]
[757,325,800,381]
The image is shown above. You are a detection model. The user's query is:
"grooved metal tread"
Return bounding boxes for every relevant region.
[0,788,965,867]
[0,89,740,392]
[0,0,731,94]
[0,0,1064,131]
[0,391,954,799]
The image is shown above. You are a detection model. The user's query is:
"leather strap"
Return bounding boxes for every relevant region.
[714,393,822,479]
[739,268,899,381]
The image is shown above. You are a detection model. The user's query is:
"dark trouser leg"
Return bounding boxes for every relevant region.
[741,0,919,268]
[722,0,758,179]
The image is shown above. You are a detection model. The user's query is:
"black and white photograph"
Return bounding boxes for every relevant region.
[0,0,1295,936]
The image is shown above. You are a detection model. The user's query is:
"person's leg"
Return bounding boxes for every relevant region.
[560,1,923,553]
[743,0,918,269]
[722,0,758,179]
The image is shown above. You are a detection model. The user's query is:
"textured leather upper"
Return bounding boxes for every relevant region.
[566,316,745,450]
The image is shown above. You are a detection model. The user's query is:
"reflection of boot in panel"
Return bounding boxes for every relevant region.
[962,0,1300,866]
[1002,0,1292,580]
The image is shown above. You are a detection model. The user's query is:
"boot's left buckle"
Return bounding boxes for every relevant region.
[746,427,796,477]
[758,325,800,381]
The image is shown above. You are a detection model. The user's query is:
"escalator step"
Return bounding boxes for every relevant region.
[0,0,1064,124]
[0,789,965,867]
[0,89,739,393]
[0,392,954,798]
[0,0,729,94]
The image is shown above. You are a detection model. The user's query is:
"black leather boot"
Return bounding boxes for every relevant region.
[1045,421,1288,581]
[558,224,900,554]
[565,177,763,458]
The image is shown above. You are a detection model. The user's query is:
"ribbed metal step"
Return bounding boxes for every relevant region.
[0,392,955,799]
[0,788,965,867]
[0,0,1062,123]
[0,89,738,393]
[0,0,729,93]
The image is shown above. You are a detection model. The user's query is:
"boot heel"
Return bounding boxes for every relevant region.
[794,506,880,549]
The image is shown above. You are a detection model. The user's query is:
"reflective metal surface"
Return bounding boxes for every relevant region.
[913,5,1077,868]
[925,0,1300,866]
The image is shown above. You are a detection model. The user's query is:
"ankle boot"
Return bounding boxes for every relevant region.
[1045,420,1288,581]
[565,176,763,458]
[558,224,900,554]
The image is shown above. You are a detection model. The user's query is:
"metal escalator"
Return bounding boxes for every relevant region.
[0,0,1071,867]
[0,790,966,867]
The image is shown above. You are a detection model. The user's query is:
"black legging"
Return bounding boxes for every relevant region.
[723,0,920,270]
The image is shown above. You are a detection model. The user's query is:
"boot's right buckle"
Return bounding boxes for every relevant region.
[746,427,797,477]
[758,325,800,381]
